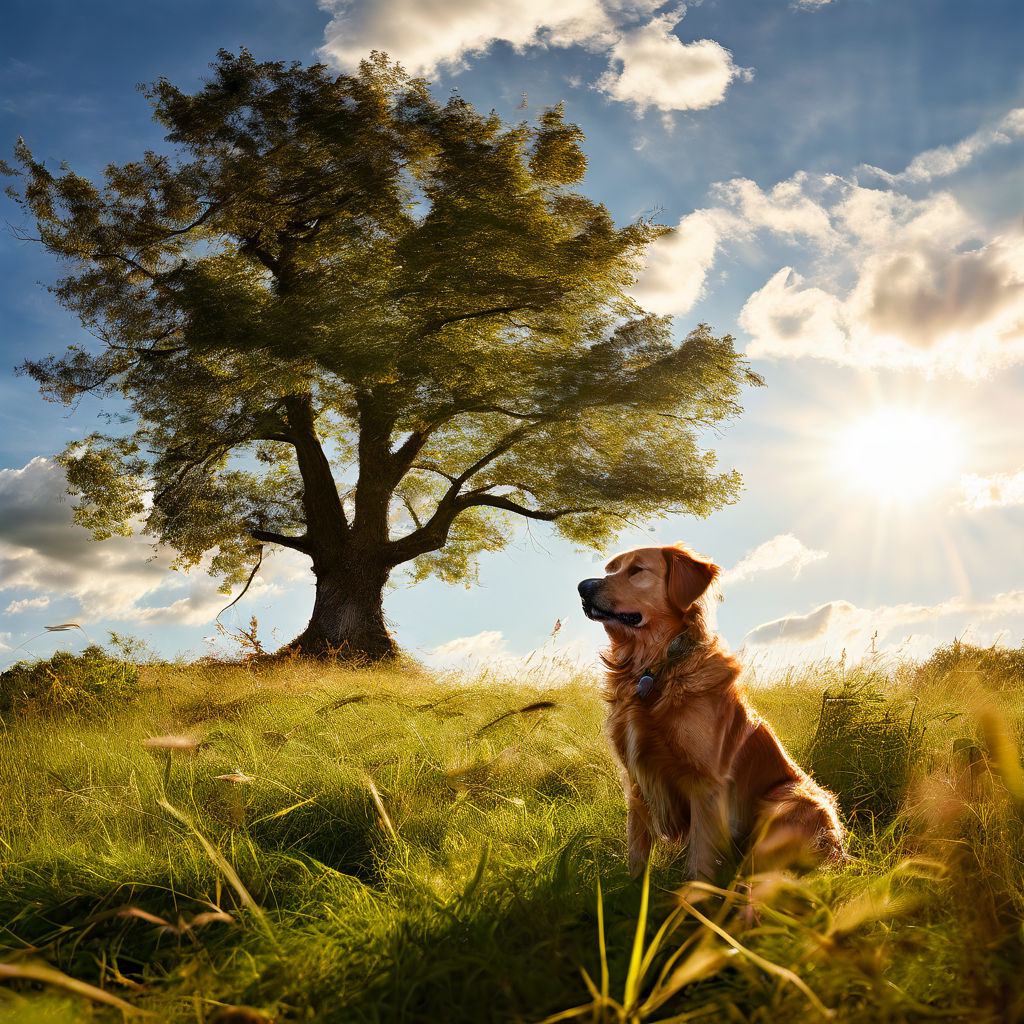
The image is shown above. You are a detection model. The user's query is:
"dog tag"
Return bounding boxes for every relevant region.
[637,674,655,699]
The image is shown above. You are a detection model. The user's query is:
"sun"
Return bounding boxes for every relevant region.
[833,407,967,505]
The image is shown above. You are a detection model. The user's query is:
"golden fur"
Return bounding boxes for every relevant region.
[581,543,845,879]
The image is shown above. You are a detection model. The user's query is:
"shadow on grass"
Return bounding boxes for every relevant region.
[0,832,670,1024]
[244,788,387,884]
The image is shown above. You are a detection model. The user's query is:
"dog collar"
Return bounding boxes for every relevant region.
[636,633,703,700]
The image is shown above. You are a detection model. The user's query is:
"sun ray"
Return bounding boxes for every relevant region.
[831,407,968,507]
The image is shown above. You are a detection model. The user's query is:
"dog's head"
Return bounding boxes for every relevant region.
[578,544,719,635]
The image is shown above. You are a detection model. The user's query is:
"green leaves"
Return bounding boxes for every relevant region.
[529,106,588,185]
[57,436,147,540]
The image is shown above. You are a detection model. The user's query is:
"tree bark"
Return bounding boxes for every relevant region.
[285,556,397,661]
[277,393,400,661]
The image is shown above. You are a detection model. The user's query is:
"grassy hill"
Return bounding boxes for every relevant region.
[1,641,1023,1022]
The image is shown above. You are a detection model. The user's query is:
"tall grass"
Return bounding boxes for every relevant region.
[0,641,1023,1021]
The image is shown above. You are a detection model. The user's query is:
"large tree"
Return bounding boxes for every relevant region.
[5,50,762,660]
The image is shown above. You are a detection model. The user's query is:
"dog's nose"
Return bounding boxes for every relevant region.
[578,578,602,600]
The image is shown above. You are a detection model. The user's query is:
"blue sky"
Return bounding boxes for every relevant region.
[1,0,1023,671]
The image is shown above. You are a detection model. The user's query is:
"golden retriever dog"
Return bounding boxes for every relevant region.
[579,543,845,880]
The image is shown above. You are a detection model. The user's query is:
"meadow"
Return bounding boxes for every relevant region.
[1,635,1024,1023]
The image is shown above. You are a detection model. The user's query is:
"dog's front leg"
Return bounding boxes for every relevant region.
[685,785,730,881]
[626,783,654,878]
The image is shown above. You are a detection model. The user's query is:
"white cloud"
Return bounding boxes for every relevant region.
[0,458,306,628]
[428,629,509,664]
[865,107,1024,185]
[744,589,1024,661]
[720,534,827,586]
[632,171,845,317]
[320,1,747,121]
[849,234,1024,352]
[730,171,1024,376]
[422,624,598,680]
[320,0,660,76]
[740,266,850,358]
[630,110,1024,373]
[595,12,750,113]
[4,595,50,614]
[832,186,970,249]
[960,469,1024,511]
[711,174,838,247]
[746,600,857,647]
[630,209,722,314]
[743,231,1024,376]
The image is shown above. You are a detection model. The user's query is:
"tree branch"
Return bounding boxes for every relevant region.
[383,419,553,565]
[391,428,430,470]
[460,495,596,521]
[448,421,541,491]
[90,250,166,285]
[216,542,264,622]
[239,236,282,276]
[409,461,457,484]
[250,528,312,555]
[421,303,540,335]
[388,402,558,490]
[134,201,220,253]
[284,393,350,544]
[399,494,423,530]
[252,432,295,444]
[467,404,553,421]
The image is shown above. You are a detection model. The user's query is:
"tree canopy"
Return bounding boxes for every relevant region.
[4,49,762,658]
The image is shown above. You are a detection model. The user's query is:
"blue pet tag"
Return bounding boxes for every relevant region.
[637,674,655,699]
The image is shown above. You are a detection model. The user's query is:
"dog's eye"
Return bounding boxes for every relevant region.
[629,567,646,577]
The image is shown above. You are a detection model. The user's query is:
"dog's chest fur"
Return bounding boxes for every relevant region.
[607,686,750,840]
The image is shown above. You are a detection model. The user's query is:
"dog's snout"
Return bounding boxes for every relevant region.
[578,578,602,601]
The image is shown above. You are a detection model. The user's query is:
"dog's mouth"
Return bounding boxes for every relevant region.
[582,600,643,628]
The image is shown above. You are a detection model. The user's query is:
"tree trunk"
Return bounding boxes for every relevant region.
[286,558,397,662]
[276,393,401,661]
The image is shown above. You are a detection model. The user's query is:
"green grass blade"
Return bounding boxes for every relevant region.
[0,960,150,1017]
[637,904,687,983]
[676,895,832,1019]
[595,871,609,1002]
[247,794,319,827]
[459,841,490,903]
[623,858,652,1010]
[363,773,400,845]
[157,798,271,940]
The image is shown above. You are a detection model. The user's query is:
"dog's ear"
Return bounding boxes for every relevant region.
[663,545,719,613]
